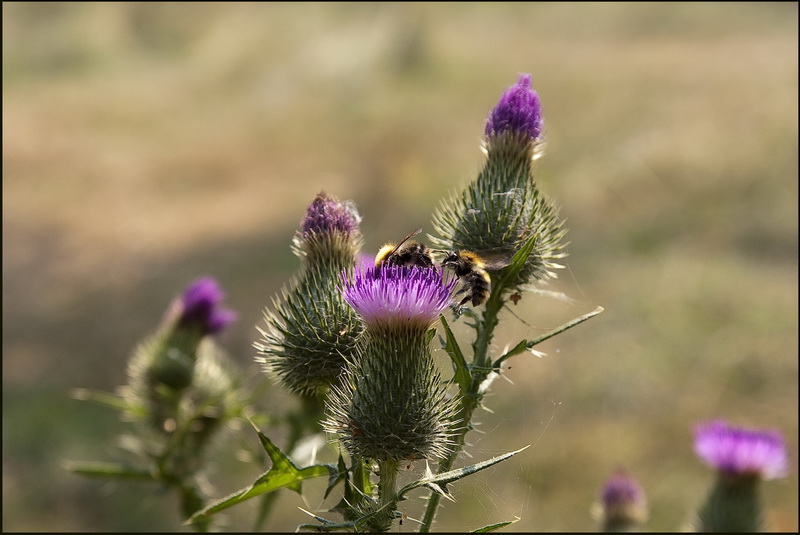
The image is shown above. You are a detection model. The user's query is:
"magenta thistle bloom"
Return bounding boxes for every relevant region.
[694,420,788,480]
[602,470,647,511]
[599,469,648,531]
[485,73,543,140]
[341,265,457,329]
[301,191,361,239]
[177,277,237,336]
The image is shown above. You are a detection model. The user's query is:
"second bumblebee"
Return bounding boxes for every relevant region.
[440,250,495,307]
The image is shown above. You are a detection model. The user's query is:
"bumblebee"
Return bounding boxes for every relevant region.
[375,227,434,269]
[440,250,510,307]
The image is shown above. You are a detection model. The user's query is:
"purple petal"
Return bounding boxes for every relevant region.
[341,265,457,328]
[694,420,788,480]
[485,73,543,140]
[178,277,237,335]
[301,191,361,238]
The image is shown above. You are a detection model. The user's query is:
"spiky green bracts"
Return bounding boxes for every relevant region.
[123,277,240,445]
[323,265,460,463]
[431,74,567,294]
[255,192,364,397]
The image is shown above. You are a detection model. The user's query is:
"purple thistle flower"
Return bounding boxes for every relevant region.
[301,191,360,239]
[485,73,543,141]
[177,277,237,336]
[600,469,648,529]
[694,420,788,480]
[341,265,457,329]
[602,470,647,511]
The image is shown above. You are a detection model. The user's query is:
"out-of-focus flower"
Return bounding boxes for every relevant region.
[177,277,237,336]
[597,469,648,532]
[124,277,240,435]
[694,420,788,480]
[693,419,788,532]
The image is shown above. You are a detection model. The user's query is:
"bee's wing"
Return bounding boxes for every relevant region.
[481,252,512,271]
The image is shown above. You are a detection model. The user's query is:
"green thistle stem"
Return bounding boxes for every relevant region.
[373,458,401,532]
[697,474,763,532]
[150,393,212,532]
[420,277,507,532]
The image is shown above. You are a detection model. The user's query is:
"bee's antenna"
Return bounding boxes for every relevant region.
[385,227,422,258]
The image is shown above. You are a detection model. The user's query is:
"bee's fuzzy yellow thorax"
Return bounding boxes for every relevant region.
[460,250,485,268]
[375,244,397,266]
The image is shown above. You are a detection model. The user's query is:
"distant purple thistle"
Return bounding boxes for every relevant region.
[485,73,543,140]
[177,277,237,336]
[341,266,457,329]
[602,470,647,515]
[301,191,360,238]
[694,420,788,480]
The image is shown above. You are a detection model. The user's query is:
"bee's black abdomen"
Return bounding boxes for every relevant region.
[387,243,434,269]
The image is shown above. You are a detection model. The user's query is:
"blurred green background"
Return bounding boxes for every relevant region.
[3,2,797,532]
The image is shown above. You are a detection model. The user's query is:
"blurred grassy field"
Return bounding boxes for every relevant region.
[3,2,797,532]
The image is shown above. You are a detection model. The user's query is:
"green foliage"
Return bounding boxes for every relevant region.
[493,305,604,370]
[187,426,337,524]
[64,461,155,481]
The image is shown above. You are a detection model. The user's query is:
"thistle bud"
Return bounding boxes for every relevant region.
[485,73,543,144]
[323,266,459,462]
[174,277,238,337]
[294,191,362,268]
[432,74,566,294]
[693,420,788,532]
[597,469,648,532]
[256,192,365,397]
[124,277,237,433]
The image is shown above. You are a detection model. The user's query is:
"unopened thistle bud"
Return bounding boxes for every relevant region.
[596,469,648,532]
[323,265,460,462]
[256,192,364,397]
[125,277,237,433]
[296,191,362,267]
[693,420,788,532]
[432,73,566,294]
[485,73,543,144]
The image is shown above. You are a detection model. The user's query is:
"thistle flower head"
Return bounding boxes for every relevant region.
[301,191,361,239]
[257,192,364,397]
[694,420,788,480]
[599,469,648,530]
[485,73,543,141]
[293,191,363,267]
[325,266,460,461]
[431,74,565,291]
[176,277,237,336]
[341,265,457,330]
